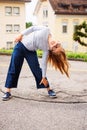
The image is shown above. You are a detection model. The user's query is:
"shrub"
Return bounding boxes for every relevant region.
[66,51,87,62]
[0,49,87,62]
[0,49,13,55]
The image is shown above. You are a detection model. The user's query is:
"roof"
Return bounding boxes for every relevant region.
[49,0,87,15]
[0,0,31,2]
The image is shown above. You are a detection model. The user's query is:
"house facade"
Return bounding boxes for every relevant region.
[0,0,31,49]
[34,0,87,52]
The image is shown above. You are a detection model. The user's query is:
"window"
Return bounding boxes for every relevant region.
[73,20,79,32]
[6,25,12,32]
[62,22,68,33]
[62,20,68,33]
[74,8,79,11]
[72,4,80,11]
[6,41,13,49]
[73,25,77,32]
[58,3,70,10]
[62,25,67,33]
[14,25,20,32]
[43,8,48,18]
[13,7,20,15]
[5,7,12,15]
[5,6,20,16]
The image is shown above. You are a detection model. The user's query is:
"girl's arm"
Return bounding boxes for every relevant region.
[41,51,49,78]
[21,25,48,36]
[39,51,49,86]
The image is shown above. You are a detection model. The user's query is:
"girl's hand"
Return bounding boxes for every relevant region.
[14,34,23,43]
[39,78,48,87]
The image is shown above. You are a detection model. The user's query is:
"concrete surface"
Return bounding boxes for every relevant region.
[0,55,87,103]
[0,55,87,130]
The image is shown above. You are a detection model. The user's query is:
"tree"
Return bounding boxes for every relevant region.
[73,21,87,47]
[26,22,33,28]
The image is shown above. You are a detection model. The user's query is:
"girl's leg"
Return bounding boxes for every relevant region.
[5,43,24,90]
[3,43,25,100]
[25,50,50,89]
[24,49,56,97]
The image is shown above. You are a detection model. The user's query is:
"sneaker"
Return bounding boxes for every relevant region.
[2,92,12,101]
[48,90,57,98]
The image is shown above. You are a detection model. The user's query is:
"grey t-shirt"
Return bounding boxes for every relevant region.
[21,25,51,77]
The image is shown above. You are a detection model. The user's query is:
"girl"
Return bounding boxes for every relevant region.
[2,25,69,101]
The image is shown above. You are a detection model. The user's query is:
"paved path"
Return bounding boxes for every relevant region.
[0,96,87,130]
[0,55,87,103]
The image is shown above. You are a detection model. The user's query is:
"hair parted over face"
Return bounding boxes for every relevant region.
[47,44,69,77]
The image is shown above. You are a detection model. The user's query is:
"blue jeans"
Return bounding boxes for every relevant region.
[5,42,49,89]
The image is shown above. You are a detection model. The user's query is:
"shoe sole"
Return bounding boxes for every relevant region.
[2,96,12,101]
[49,95,57,98]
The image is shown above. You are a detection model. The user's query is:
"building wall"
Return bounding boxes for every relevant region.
[36,1,48,25]
[35,0,87,52]
[54,15,87,52]
[0,1,26,49]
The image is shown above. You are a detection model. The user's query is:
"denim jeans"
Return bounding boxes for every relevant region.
[5,42,49,89]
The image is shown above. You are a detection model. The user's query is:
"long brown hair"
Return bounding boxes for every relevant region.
[47,46,69,77]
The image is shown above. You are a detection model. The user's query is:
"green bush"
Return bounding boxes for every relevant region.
[66,51,87,62]
[0,49,87,62]
[0,49,13,55]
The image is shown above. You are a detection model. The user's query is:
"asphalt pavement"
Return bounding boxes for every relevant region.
[0,55,87,130]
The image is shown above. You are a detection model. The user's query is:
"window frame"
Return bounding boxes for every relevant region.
[13,7,20,15]
[43,7,48,18]
[6,24,13,33]
[6,41,13,49]
[14,24,20,32]
[5,6,12,16]
[62,24,67,33]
